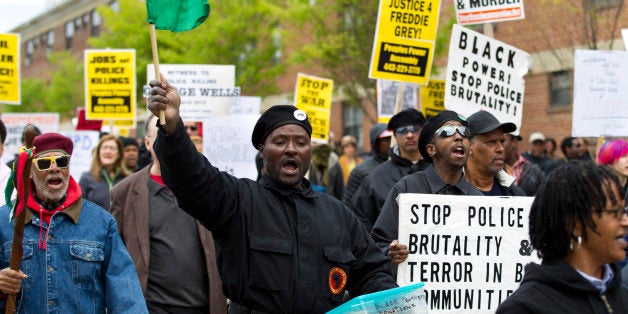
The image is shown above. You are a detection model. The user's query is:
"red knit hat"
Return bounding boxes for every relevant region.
[33,133,73,156]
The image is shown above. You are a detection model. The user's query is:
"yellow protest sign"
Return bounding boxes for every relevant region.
[369,0,442,85]
[420,79,445,118]
[294,73,333,143]
[84,49,136,120]
[0,33,20,104]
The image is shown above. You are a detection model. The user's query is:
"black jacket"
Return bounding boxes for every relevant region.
[497,259,628,313]
[154,120,397,313]
[349,146,429,232]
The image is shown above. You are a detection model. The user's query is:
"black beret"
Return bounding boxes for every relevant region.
[387,108,426,131]
[467,110,516,137]
[251,105,312,148]
[418,110,468,163]
[119,136,139,148]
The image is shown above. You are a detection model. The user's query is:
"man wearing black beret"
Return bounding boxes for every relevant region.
[350,108,429,232]
[146,78,397,313]
[371,110,483,277]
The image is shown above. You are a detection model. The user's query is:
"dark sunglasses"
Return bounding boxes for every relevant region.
[185,125,198,131]
[32,155,71,171]
[602,206,628,220]
[431,125,469,143]
[395,125,421,136]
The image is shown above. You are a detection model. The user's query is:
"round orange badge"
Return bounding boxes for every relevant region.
[328,267,347,295]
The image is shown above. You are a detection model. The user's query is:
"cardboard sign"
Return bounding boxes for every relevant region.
[0,33,20,104]
[572,50,628,137]
[420,79,446,118]
[84,49,136,120]
[0,113,59,165]
[146,64,238,121]
[294,73,334,143]
[377,79,418,124]
[445,24,530,133]
[369,0,442,84]
[454,0,525,25]
[397,194,538,313]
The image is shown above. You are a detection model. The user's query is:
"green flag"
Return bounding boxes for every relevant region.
[146,0,210,32]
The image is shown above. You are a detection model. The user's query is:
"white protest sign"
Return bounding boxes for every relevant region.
[146,64,238,121]
[202,114,260,180]
[231,96,261,116]
[445,24,530,134]
[622,28,628,50]
[397,194,538,314]
[0,113,59,165]
[377,79,418,124]
[454,0,525,25]
[572,50,628,137]
[59,130,100,181]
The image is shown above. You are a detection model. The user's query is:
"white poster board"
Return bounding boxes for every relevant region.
[397,194,538,314]
[572,50,628,137]
[201,114,260,180]
[59,130,100,181]
[146,64,238,121]
[231,96,261,116]
[0,113,59,165]
[622,28,628,50]
[445,24,530,134]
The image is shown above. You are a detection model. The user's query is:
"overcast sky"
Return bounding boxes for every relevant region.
[0,0,64,33]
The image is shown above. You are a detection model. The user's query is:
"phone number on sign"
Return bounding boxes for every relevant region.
[382,63,422,75]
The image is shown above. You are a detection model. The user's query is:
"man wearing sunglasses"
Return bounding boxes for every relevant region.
[0,133,146,312]
[371,110,483,277]
[350,108,429,232]
[465,110,525,196]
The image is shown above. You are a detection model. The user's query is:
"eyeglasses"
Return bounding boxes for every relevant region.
[602,206,628,220]
[431,125,469,143]
[185,125,198,131]
[395,125,421,136]
[32,155,71,171]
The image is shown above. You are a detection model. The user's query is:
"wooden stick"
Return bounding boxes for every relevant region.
[149,24,166,125]
[6,125,36,314]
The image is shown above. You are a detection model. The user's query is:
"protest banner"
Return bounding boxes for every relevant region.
[377,79,417,124]
[202,114,260,180]
[445,24,530,133]
[0,33,20,105]
[420,79,445,118]
[369,0,442,85]
[0,113,59,165]
[84,49,136,121]
[397,194,538,313]
[294,73,333,143]
[146,64,238,121]
[572,50,628,137]
[59,130,100,180]
[231,96,261,116]
[454,0,525,25]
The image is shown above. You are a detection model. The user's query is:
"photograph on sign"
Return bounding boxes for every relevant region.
[454,0,525,25]
[294,73,333,143]
[397,194,538,314]
[444,24,530,133]
[369,0,442,85]
[572,50,628,137]
[146,64,237,121]
[377,79,417,123]
[0,33,20,105]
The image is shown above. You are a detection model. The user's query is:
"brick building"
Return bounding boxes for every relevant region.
[8,0,627,156]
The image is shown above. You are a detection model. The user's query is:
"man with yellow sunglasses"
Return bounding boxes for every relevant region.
[0,133,146,313]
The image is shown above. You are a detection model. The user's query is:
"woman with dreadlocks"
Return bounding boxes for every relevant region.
[497,161,628,313]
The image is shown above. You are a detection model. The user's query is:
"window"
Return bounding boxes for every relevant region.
[549,71,572,107]
[91,10,101,36]
[46,30,55,57]
[342,103,363,151]
[586,0,621,10]
[110,0,120,13]
[25,40,34,66]
[65,21,74,49]
[271,27,282,64]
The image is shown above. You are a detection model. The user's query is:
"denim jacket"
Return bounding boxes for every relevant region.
[0,198,147,313]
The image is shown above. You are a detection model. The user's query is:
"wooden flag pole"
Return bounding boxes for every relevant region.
[149,24,166,125]
[6,125,36,314]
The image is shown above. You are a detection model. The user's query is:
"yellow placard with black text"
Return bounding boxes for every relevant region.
[294,73,333,143]
[369,0,442,85]
[0,33,20,104]
[420,79,445,119]
[84,49,136,120]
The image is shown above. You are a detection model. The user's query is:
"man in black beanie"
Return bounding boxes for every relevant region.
[371,110,483,278]
[146,78,396,313]
[350,108,429,232]
[119,136,140,172]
